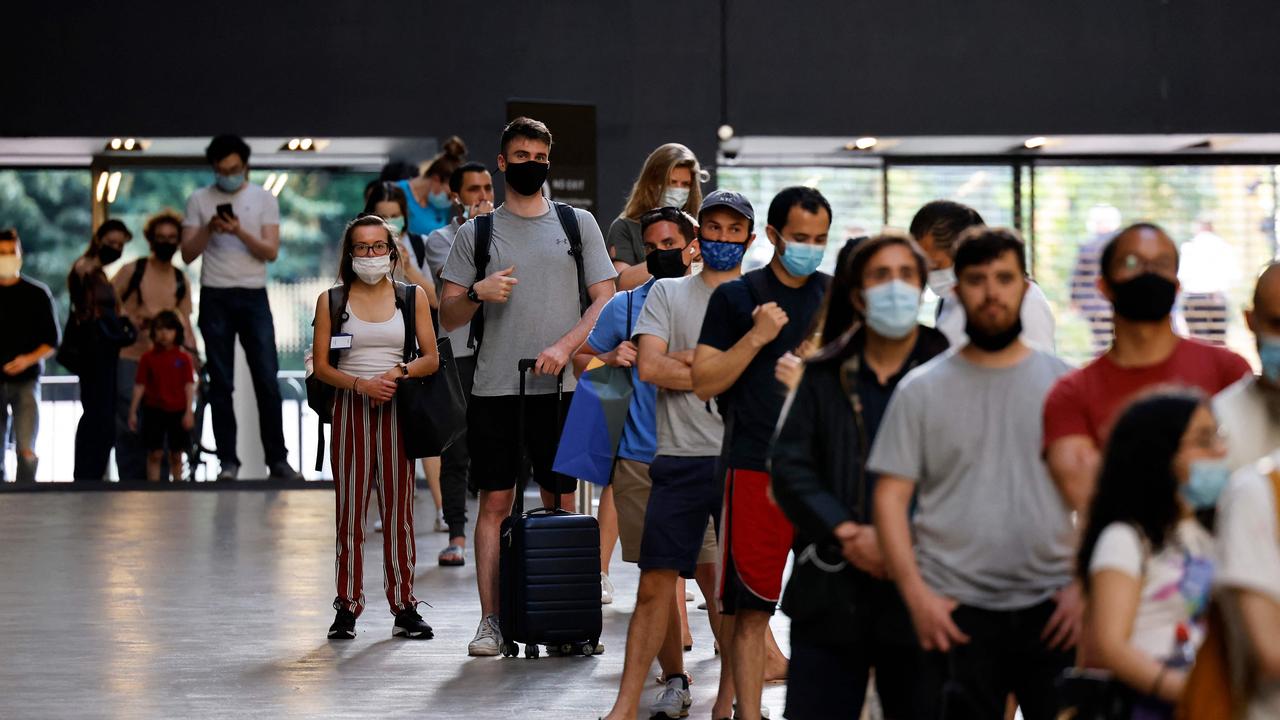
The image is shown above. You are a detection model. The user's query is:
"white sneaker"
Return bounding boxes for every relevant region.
[651,674,692,718]
[685,589,695,602]
[601,572,614,605]
[373,517,383,532]
[433,511,448,533]
[468,614,502,657]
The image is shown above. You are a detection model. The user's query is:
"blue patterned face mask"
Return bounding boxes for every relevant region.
[428,190,452,210]
[1181,459,1230,509]
[779,240,825,277]
[1258,333,1280,384]
[699,238,747,271]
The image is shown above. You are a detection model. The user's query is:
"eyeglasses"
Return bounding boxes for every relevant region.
[351,242,391,257]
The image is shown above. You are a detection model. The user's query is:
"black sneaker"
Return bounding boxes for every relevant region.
[393,606,434,639]
[328,608,356,640]
[268,461,303,481]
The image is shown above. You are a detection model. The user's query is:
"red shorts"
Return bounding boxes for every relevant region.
[718,467,794,614]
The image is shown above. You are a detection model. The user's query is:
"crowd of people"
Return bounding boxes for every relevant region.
[3,116,1280,720]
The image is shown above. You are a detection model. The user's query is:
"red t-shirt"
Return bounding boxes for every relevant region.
[1043,338,1252,450]
[135,346,195,412]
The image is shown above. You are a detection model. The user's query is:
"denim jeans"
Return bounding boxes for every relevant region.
[198,287,287,467]
[1,379,40,481]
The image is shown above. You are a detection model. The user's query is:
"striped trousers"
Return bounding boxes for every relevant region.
[332,388,417,617]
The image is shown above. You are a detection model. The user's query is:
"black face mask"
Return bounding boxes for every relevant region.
[1109,272,1177,322]
[152,242,178,262]
[966,316,1023,352]
[98,246,122,265]
[645,248,686,279]
[503,160,550,197]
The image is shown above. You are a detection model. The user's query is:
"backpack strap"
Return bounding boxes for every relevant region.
[121,260,148,305]
[468,214,493,350]
[396,282,418,362]
[553,201,591,315]
[314,285,347,472]
[406,233,428,271]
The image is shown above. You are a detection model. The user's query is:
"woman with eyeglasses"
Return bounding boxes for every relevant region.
[1073,388,1225,718]
[312,215,439,641]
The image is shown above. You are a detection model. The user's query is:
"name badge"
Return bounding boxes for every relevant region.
[330,333,353,350]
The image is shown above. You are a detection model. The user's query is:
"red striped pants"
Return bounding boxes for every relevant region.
[332,388,417,617]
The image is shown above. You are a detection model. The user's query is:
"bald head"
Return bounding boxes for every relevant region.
[1249,262,1280,339]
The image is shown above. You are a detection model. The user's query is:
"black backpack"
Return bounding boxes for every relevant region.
[305,282,417,471]
[467,201,590,350]
[121,259,187,307]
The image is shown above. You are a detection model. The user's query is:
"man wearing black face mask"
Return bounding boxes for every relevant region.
[439,116,617,657]
[111,211,196,480]
[1044,222,1251,513]
[871,227,1078,719]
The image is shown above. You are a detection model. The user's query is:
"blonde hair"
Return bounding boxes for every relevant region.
[621,143,707,221]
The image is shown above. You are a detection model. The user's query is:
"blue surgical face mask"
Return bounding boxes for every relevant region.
[779,239,825,277]
[699,237,747,271]
[215,172,245,193]
[1181,459,1230,509]
[428,190,452,210]
[863,280,922,339]
[1258,333,1280,385]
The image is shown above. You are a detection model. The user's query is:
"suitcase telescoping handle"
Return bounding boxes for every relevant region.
[512,358,565,520]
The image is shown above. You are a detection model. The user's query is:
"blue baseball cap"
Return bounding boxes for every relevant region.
[699,190,754,224]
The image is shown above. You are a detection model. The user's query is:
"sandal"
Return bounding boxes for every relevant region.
[437,544,465,566]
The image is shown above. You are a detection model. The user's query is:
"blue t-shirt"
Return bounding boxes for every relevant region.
[586,279,658,464]
[397,179,450,236]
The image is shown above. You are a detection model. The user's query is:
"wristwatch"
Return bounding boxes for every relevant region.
[397,362,409,378]
[466,284,481,304]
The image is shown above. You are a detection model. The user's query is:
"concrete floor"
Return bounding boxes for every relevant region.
[0,489,790,719]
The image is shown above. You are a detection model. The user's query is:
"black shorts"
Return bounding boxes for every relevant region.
[142,406,187,453]
[466,392,578,495]
[637,455,721,579]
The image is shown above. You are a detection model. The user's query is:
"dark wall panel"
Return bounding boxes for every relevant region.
[8,1,1280,218]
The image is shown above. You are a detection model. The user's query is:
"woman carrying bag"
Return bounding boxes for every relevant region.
[1071,389,1224,718]
[311,215,439,640]
[64,219,136,481]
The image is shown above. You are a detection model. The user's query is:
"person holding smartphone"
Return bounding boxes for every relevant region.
[181,134,300,481]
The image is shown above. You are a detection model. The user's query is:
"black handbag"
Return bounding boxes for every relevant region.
[394,283,467,459]
[55,313,135,374]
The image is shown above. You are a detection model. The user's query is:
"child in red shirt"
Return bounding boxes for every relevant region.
[128,310,195,481]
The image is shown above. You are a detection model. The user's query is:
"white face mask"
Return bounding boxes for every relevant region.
[660,186,690,209]
[926,267,956,296]
[351,256,391,285]
[0,255,20,279]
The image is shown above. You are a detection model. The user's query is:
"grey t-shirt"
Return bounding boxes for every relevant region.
[606,216,644,266]
[867,348,1075,611]
[441,202,615,396]
[424,220,473,359]
[633,273,723,457]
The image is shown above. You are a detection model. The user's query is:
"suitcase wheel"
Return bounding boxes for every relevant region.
[524,643,541,659]
[501,641,519,658]
[580,641,598,656]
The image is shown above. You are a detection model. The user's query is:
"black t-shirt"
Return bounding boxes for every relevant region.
[0,277,60,382]
[698,267,828,471]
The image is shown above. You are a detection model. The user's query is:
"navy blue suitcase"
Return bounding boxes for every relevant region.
[497,359,603,658]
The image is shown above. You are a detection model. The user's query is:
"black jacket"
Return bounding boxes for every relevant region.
[769,325,949,639]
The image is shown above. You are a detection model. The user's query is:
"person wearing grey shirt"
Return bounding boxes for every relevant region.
[438,118,616,658]
[870,227,1079,720]
[600,190,752,720]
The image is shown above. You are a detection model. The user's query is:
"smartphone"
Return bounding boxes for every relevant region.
[216,203,235,219]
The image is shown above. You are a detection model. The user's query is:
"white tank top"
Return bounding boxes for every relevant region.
[335,304,404,379]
